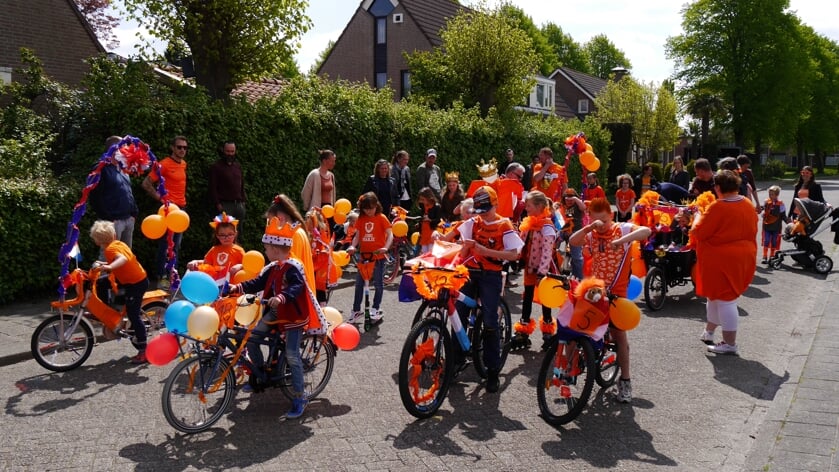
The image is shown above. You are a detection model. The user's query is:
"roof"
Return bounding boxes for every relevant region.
[550,67,608,101]
[553,99,577,120]
[65,0,106,54]
[231,78,287,102]
[401,0,466,47]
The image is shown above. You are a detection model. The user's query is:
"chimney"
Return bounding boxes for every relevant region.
[610,66,629,82]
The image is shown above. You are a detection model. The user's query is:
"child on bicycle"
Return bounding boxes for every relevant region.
[229,217,311,419]
[417,187,442,254]
[346,192,393,324]
[454,186,524,393]
[513,191,558,351]
[569,197,651,403]
[90,220,150,364]
[186,213,245,282]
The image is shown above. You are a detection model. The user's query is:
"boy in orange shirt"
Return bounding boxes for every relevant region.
[90,220,150,364]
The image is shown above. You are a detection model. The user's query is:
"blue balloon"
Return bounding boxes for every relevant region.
[627,275,643,301]
[181,271,220,305]
[164,300,195,334]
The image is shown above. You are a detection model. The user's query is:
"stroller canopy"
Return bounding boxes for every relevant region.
[793,198,830,222]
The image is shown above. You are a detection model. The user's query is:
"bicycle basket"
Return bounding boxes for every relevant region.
[410,265,469,300]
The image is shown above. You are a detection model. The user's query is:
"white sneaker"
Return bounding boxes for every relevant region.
[616,379,632,403]
[700,330,715,345]
[347,311,363,324]
[370,309,383,323]
[708,342,738,355]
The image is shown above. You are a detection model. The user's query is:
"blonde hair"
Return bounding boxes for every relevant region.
[768,185,781,196]
[525,190,550,211]
[90,220,116,246]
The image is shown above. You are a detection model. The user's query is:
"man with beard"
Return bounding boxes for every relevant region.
[209,141,246,226]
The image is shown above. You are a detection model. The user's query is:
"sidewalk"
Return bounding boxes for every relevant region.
[0,297,55,367]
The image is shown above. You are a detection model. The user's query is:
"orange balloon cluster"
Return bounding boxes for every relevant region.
[141,205,191,239]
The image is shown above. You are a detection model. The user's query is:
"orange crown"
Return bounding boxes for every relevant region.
[262,217,296,246]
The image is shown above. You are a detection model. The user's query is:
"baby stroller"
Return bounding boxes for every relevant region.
[768,198,836,274]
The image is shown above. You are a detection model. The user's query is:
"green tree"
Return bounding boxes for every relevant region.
[310,40,335,76]
[499,4,557,76]
[405,4,539,117]
[681,82,727,159]
[583,34,632,79]
[666,0,807,150]
[541,22,591,74]
[122,0,311,99]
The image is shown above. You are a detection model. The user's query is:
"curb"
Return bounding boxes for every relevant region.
[0,333,113,369]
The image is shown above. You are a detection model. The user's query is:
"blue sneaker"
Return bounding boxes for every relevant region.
[285,397,308,419]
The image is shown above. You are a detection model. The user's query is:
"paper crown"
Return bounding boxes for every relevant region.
[209,212,238,229]
[262,217,296,246]
[445,171,460,182]
[476,158,498,179]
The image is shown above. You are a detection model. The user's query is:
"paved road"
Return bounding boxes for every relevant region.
[1,181,837,471]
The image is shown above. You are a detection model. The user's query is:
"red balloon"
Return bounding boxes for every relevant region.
[146,333,180,366]
[331,322,361,350]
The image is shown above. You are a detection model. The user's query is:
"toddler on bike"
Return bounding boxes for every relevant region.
[90,220,150,364]
[453,186,524,393]
[186,213,245,282]
[569,197,650,403]
[346,192,393,324]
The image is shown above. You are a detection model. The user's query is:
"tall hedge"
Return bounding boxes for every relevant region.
[0,55,610,302]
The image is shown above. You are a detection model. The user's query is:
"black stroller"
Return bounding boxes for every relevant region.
[768,198,837,274]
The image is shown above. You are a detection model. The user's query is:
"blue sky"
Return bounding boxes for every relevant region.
[113,0,839,84]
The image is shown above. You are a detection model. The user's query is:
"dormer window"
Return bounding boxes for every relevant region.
[578,99,590,114]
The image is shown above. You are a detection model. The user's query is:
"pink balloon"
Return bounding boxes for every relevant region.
[146,333,180,366]
[331,323,360,350]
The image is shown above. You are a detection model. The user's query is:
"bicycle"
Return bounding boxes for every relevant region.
[161,295,335,434]
[31,266,169,372]
[397,264,512,419]
[383,206,419,284]
[535,275,620,426]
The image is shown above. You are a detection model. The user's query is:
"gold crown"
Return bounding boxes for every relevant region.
[476,158,498,179]
[262,217,297,246]
[445,171,460,182]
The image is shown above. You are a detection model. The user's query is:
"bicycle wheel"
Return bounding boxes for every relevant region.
[411,299,446,326]
[141,300,168,333]
[31,314,94,372]
[644,266,667,311]
[383,244,402,284]
[162,353,236,434]
[595,334,620,388]
[279,334,336,401]
[398,317,453,419]
[470,298,512,379]
[536,336,596,426]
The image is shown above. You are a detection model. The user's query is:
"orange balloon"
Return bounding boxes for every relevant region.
[334,199,352,216]
[609,297,641,331]
[232,270,257,283]
[580,151,596,168]
[410,232,420,246]
[165,209,190,233]
[585,143,593,153]
[321,205,335,219]
[392,220,409,237]
[141,214,167,239]
[242,250,265,274]
[587,157,601,172]
[157,203,180,216]
[333,212,347,225]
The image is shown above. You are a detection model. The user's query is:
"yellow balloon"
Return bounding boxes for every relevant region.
[242,250,265,274]
[587,157,601,172]
[157,203,180,216]
[166,209,190,233]
[609,297,641,331]
[332,250,350,268]
[234,295,259,325]
[334,198,352,216]
[392,220,409,238]
[232,270,257,284]
[579,151,596,168]
[141,214,167,240]
[322,306,343,335]
[585,143,593,153]
[410,232,420,246]
[537,276,568,308]
[333,212,347,225]
[321,205,335,218]
[187,305,220,340]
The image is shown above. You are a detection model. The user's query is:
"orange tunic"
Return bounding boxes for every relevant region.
[691,196,757,301]
[531,162,567,201]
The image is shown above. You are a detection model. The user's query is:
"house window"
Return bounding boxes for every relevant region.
[376,17,386,45]
[536,84,545,109]
[401,70,411,98]
[376,72,387,90]
[393,13,403,23]
[578,99,590,114]
[0,67,11,86]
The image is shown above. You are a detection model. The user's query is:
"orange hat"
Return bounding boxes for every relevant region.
[473,186,498,214]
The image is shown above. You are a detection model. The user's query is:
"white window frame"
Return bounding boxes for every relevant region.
[0,67,11,86]
[578,99,590,114]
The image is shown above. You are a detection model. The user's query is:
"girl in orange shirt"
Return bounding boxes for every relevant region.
[615,174,636,222]
[417,187,442,254]
[304,209,336,305]
[187,213,245,282]
[347,192,393,323]
[583,172,606,202]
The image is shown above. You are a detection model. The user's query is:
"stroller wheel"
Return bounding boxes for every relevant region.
[813,256,833,275]
[769,257,783,270]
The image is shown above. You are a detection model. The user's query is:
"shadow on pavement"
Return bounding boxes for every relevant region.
[706,354,789,400]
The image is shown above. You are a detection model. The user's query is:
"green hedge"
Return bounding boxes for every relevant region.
[0,55,612,302]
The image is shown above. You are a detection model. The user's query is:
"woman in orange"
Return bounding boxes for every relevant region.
[692,170,757,355]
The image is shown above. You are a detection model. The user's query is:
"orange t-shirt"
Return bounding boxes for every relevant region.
[497,178,524,218]
[584,185,606,202]
[105,240,146,284]
[585,223,637,297]
[150,157,187,207]
[458,216,522,271]
[616,188,636,213]
[355,213,392,260]
[531,162,567,201]
[203,244,245,278]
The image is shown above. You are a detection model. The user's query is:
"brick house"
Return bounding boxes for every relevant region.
[549,67,608,120]
[0,0,105,87]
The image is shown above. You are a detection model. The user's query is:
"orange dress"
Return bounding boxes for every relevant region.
[691,196,757,301]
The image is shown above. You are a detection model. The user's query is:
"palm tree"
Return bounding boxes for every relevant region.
[682,84,727,159]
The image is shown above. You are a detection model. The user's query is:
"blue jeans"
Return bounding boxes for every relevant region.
[569,245,583,280]
[352,259,384,312]
[155,231,183,279]
[457,270,503,371]
[123,278,149,349]
[246,323,305,397]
